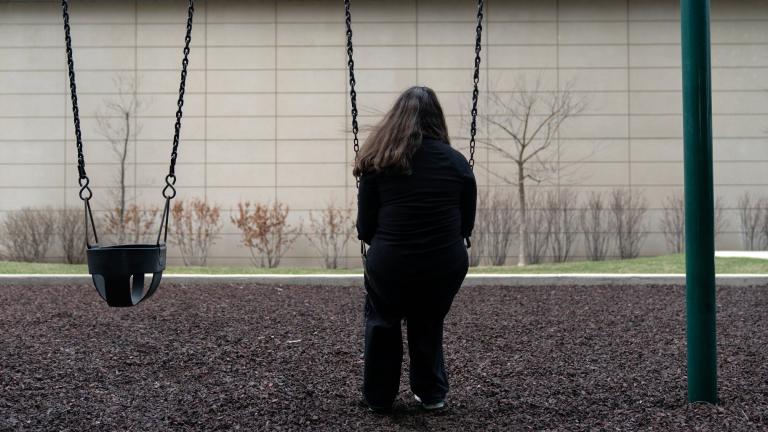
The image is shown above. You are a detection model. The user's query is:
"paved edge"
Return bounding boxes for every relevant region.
[1,274,767,287]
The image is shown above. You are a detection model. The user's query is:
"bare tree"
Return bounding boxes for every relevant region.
[96,75,143,243]
[545,189,579,263]
[0,208,56,262]
[306,202,355,269]
[475,81,585,266]
[170,199,223,266]
[523,190,550,264]
[737,192,764,251]
[609,188,649,259]
[580,192,611,261]
[57,208,86,264]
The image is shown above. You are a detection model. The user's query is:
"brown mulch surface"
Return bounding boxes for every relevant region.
[1,283,766,431]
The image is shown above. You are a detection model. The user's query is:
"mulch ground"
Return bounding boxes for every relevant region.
[1,282,766,431]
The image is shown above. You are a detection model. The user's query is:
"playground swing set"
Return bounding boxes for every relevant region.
[58,0,719,404]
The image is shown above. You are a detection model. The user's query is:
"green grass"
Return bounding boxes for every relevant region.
[0,254,766,275]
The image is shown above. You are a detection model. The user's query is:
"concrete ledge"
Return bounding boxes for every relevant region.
[0,273,766,287]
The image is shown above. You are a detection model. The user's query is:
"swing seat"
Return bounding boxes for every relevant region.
[86,244,167,307]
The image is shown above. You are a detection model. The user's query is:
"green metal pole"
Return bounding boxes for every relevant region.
[681,0,717,404]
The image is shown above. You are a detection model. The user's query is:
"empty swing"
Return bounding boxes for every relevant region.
[343,0,485,256]
[61,0,195,307]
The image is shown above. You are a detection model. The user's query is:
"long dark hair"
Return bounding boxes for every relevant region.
[353,86,450,176]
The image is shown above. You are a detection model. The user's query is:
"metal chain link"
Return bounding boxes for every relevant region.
[344,0,366,258]
[164,0,195,200]
[468,0,485,172]
[344,0,361,189]
[62,0,92,201]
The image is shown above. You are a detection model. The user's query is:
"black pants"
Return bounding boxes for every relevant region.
[362,248,468,408]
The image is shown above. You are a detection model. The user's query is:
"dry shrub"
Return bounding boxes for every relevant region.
[57,208,86,264]
[231,201,300,268]
[170,198,223,266]
[661,193,729,253]
[738,192,765,251]
[102,204,159,244]
[609,188,648,259]
[545,189,579,263]
[471,189,518,266]
[306,202,355,269]
[580,192,611,261]
[660,193,685,254]
[0,207,56,262]
[523,190,549,265]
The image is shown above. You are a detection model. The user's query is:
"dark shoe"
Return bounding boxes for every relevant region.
[414,394,446,411]
[360,399,392,414]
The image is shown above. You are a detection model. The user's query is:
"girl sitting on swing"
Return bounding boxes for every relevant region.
[354,86,477,412]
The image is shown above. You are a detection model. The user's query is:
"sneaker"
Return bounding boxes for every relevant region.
[360,399,392,414]
[414,394,446,411]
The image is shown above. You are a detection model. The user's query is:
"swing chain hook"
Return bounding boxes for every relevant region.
[162,174,177,199]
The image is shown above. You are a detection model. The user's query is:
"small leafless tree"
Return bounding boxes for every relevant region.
[580,192,611,261]
[96,75,144,243]
[545,189,579,263]
[738,192,765,251]
[0,207,56,262]
[523,190,550,264]
[57,208,86,264]
[306,202,355,269]
[482,189,519,266]
[475,81,585,266]
[170,198,223,266]
[662,193,729,253]
[231,201,300,268]
[609,188,649,259]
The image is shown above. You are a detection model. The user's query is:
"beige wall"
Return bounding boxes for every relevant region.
[0,0,766,266]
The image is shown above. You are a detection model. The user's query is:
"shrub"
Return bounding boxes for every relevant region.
[609,188,648,259]
[523,190,549,265]
[170,198,223,266]
[545,189,579,263]
[661,193,729,253]
[57,208,86,264]
[0,207,56,262]
[471,189,518,266]
[580,192,611,261]
[231,201,300,268]
[306,202,355,269]
[738,192,765,251]
[102,204,159,244]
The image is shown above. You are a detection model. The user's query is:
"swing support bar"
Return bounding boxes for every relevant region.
[681,0,717,403]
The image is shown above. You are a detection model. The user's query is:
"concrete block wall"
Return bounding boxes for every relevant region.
[0,0,766,266]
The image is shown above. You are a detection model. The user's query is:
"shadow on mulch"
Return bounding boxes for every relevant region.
[1,282,766,431]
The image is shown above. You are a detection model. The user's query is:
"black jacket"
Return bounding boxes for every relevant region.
[356,137,477,263]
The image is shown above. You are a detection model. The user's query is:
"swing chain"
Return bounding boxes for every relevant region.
[468,0,484,172]
[62,0,92,201]
[344,0,360,189]
[165,0,195,195]
[344,0,367,261]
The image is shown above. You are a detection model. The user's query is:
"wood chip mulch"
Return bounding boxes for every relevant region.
[1,282,766,431]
